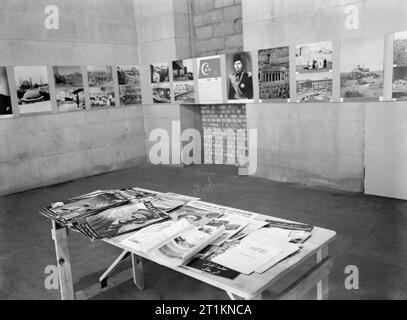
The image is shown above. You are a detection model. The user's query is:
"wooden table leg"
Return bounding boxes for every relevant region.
[132,254,145,291]
[316,245,329,300]
[52,221,75,300]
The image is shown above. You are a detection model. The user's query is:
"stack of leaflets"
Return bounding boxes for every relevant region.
[121,219,225,267]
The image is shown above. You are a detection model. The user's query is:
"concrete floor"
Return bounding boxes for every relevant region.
[0,164,406,300]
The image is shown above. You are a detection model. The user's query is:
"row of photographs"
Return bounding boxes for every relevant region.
[0,65,142,116]
[1,31,407,116]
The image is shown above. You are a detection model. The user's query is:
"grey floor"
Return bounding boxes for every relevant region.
[1,164,406,300]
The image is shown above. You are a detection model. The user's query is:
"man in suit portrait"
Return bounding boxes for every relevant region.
[228,53,253,100]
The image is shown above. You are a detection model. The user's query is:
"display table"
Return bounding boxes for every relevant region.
[51,199,336,300]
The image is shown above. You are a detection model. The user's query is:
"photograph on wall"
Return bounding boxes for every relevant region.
[119,85,142,105]
[0,67,12,116]
[117,65,141,86]
[151,63,170,103]
[53,66,85,112]
[393,31,407,99]
[296,41,333,73]
[197,55,223,104]
[87,66,114,87]
[258,46,290,100]
[14,66,51,114]
[89,86,115,108]
[152,83,171,103]
[340,37,384,100]
[88,66,115,108]
[172,59,195,103]
[296,72,332,102]
[117,65,142,105]
[226,52,253,102]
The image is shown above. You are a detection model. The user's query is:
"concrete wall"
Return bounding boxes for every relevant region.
[0,0,146,196]
[243,0,407,195]
[0,107,146,195]
[192,0,243,56]
[365,102,407,200]
[247,102,365,192]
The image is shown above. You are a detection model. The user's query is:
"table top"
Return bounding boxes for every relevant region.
[104,200,336,299]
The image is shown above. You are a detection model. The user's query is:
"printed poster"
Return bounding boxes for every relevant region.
[197,56,223,104]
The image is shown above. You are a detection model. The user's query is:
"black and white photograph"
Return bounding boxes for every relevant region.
[258,46,290,100]
[117,65,142,105]
[172,59,195,103]
[226,52,253,102]
[0,67,12,116]
[393,31,407,99]
[117,65,141,86]
[119,85,142,105]
[296,41,333,73]
[87,65,114,87]
[89,86,115,108]
[14,66,51,114]
[53,66,85,112]
[150,62,170,103]
[2,0,407,305]
[340,37,384,100]
[296,72,333,102]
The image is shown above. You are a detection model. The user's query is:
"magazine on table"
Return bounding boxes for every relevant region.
[204,215,250,246]
[169,204,223,227]
[187,201,258,219]
[121,219,225,267]
[139,193,199,213]
[74,201,169,240]
[227,220,270,241]
[40,189,132,226]
[212,228,301,274]
[186,240,241,279]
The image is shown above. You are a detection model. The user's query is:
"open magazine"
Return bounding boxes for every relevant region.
[169,204,223,227]
[121,219,225,267]
[74,201,169,240]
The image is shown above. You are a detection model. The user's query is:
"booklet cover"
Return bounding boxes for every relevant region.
[74,201,169,240]
[121,219,225,267]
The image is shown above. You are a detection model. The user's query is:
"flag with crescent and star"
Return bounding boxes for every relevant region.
[199,57,221,79]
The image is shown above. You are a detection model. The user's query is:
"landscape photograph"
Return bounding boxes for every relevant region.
[340,37,384,100]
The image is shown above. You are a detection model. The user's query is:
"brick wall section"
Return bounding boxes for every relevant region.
[192,0,246,167]
[201,105,247,166]
[192,0,243,56]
